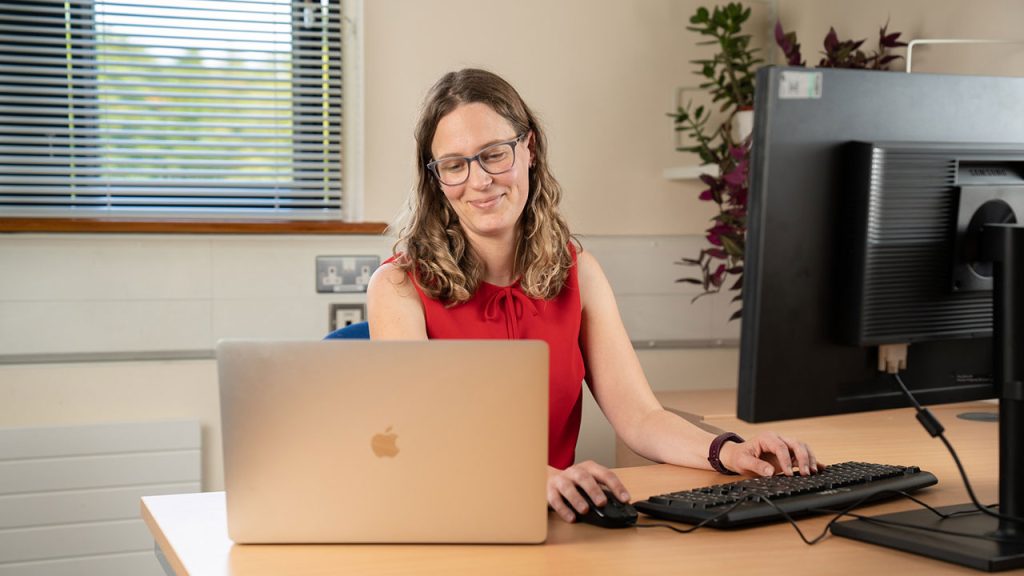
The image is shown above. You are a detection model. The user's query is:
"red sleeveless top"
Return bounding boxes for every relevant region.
[392,248,585,469]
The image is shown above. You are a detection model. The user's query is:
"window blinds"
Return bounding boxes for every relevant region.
[0,0,344,218]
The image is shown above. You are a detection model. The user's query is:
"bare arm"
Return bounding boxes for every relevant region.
[547,251,700,522]
[577,251,818,476]
[366,262,427,340]
[576,251,717,468]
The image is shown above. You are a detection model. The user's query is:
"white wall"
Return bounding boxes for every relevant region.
[0,234,391,490]
[0,234,740,488]
[0,234,385,357]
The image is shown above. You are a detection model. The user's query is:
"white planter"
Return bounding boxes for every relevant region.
[732,109,754,142]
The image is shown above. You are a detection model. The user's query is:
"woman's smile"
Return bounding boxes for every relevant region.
[468,193,505,210]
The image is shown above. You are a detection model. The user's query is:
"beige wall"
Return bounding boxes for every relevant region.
[361,0,755,235]
[777,0,1024,75]
[360,0,1024,235]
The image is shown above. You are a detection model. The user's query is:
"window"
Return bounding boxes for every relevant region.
[0,0,350,221]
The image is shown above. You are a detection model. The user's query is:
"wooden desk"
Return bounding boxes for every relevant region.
[143,400,1011,575]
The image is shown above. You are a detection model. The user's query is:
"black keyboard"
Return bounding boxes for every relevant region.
[634,461,937,528]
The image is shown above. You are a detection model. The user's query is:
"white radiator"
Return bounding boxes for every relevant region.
[0,420,201,576]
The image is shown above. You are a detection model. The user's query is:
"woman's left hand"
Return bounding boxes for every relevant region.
[719,431,819,477]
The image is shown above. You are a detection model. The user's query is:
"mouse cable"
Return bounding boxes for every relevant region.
[635,497,756,534]
[634,491,870,543]
[892,372,1024,524]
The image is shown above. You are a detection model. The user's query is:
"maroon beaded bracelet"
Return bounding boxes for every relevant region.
[707,432,744,475]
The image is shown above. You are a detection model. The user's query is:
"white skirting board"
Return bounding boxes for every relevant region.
[0,420,201,576]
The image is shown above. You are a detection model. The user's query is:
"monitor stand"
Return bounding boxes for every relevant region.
[832,223,1024,572]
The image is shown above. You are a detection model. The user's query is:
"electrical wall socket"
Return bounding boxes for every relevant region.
[329,303,366,331]
[316,255,380,293]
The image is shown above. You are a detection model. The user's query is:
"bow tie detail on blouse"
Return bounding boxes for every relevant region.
[483,285,539,338]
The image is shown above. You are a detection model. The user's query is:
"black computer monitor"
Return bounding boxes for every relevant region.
[740,66,1024,570]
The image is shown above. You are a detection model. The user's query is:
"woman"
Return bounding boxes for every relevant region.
[367,68,818,523]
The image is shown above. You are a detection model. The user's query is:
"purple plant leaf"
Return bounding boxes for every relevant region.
[711,264,727,287]
[698,189,714,201]
[823,27,839,51]
[786,43,804,66]
[880,23,908,48]
[774,20,788,49]
[775,19,805,66]
[723,168,747,187]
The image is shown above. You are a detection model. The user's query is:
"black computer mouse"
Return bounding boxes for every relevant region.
[568,488,638,529]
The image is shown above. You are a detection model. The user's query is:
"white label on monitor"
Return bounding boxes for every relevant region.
[779,71,823,99]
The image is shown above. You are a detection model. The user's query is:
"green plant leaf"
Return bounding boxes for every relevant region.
[721,235,742,255]
[672,1,763,318]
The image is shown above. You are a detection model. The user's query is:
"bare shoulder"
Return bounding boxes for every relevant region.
[367,260,427,338]
[575,249,613,311]
[576,248,602,279]
[367,260,417,301]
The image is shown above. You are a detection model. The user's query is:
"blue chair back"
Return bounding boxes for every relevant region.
[324,321,370,340]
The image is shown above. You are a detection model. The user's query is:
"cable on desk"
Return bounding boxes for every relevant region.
[632,371,1022,543]
[892,372,1024,524]
[635,497,756,534]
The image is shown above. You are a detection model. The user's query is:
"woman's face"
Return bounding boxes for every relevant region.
[430,102,532,245]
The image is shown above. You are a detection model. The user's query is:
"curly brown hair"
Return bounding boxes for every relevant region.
[392,69,576,304]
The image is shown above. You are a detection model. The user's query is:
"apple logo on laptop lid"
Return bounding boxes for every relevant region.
[371,426,399,458]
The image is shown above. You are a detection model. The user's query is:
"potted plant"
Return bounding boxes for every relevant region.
[674,7,907,320]
[775,20,907,69]
[672,2,760,320]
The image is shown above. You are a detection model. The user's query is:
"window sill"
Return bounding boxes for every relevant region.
[0,217,388,235]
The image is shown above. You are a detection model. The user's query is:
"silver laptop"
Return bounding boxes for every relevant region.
[216,339,549,544]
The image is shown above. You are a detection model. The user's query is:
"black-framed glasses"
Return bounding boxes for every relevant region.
[427,132,525,186]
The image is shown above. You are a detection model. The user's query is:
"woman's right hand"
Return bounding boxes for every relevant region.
[546,460,631,522]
